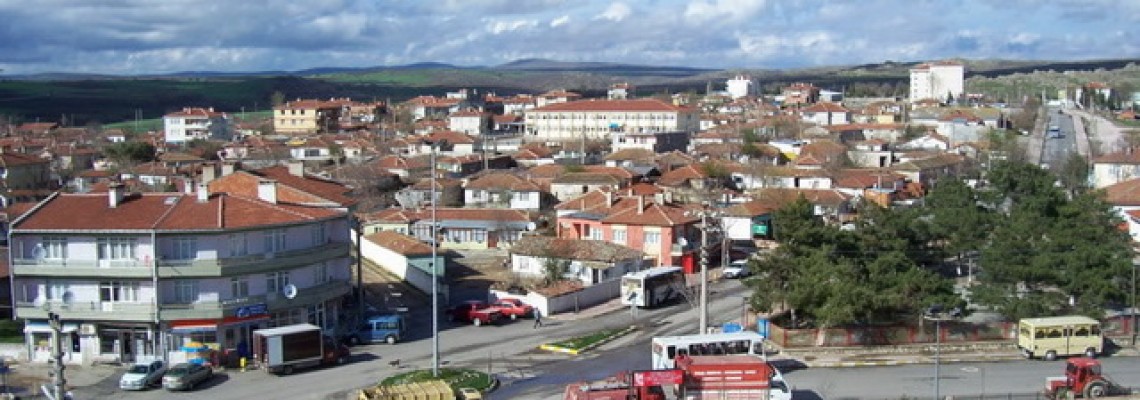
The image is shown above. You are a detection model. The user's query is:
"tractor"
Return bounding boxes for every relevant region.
[1044,357,1130,399]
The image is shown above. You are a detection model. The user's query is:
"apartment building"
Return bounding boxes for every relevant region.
[909,61,964,103]
[524,99,700,142]
[9,184,352,365]
[163,107,232,144]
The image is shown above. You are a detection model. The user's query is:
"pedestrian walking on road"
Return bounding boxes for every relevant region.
[533,309,544,328]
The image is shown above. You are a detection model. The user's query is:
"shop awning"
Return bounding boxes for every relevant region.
[170,320,217,334]
[23,322,79,334]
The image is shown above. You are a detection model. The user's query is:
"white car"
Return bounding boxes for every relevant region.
[723,259,752,279]
[119,360,166,390]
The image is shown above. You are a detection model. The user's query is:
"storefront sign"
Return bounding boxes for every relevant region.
[236,303,268,318]
[633,369,683,386]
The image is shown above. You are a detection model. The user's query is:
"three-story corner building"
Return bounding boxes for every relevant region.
[8,184,352,365]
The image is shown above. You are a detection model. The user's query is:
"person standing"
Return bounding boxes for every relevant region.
[533,309,544,328]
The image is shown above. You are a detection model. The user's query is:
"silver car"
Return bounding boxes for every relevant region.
[162,362,213,391]
[119,360,165,390]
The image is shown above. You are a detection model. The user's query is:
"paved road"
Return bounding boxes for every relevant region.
[1039,107,1080,172]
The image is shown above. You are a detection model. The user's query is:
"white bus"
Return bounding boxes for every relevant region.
[620,266,685,308]
[651,331,768,370]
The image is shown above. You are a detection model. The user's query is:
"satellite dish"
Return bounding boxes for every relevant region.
[677,238,689,247]
[283,284,298,300]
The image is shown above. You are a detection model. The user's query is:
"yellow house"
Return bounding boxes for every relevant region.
[273,99,340,135]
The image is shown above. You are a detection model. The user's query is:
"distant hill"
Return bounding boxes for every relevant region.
[0,57,1136,127]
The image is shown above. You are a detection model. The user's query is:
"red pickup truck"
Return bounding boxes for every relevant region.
[447,300,504,326]
[492,298,534,320]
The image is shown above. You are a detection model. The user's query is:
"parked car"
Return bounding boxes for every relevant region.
[163,363,213,391]
[344,314,406,345]
[458,387,484,400]
[492,298,534,320]
[447,300,504,326]
[722,259,752,279]
[119,359,166,390]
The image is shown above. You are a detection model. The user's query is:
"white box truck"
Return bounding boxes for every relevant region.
[253,323,350,374]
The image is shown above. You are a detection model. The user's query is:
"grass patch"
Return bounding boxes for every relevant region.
[380,368,493,392]
[547,327,629,351]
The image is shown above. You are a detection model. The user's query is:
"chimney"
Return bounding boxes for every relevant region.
[258,179,278,204]
[664,191,673,204]
[654,193,665,204]
[604,190,612,206]
[108,183,126,208]
[221,162,236,176]
[201,163,217,184]
[637,195,644,215]
[196,183,209,203]
[288,161,305,177]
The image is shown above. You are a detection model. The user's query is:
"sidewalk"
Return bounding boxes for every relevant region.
[3,359,120,397]
[776,342,1140,369]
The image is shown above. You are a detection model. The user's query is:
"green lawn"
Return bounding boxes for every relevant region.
[380,368,494,392]
[0,320,24,343]
[547,327,629,350]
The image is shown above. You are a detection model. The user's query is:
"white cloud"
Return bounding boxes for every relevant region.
[486,19,539,35]
[596,3,631,22]
[550,15,571,27]
[684,0,767,23]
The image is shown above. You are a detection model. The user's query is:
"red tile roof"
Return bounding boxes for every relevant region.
[14,192,342,231]
[532,99,691,113]
[364,231,433,256]
[465,173,542,191]
[208,166,356,207]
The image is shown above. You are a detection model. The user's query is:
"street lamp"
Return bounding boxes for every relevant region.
[425,139,447,378]
[353,217,364,326]
[47,312,66,400]
[685,204,722,334]
[924,305,961,400]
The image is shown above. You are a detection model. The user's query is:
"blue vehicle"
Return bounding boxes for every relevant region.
[345,314,406,345]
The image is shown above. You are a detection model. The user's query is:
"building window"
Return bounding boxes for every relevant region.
[46,281,70,301]
[173,280,198,303]
[613,229,627,245]
[516,192,531,202]
[311,223,327,246]
[171,238,197,260]
[230,233,248,257]
[231,276,249,298]
[589,227,603,241]
[100,281,140,303]
[314,263,329,285]
[97,238,137,260]
[267,272,290,294]
[644,231,661,244]
[41,237,67,259]
[264,229,286,253]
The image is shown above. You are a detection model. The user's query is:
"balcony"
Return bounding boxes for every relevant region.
[159,242,350,278]
[11,259,154,279]
[16,300,155,322]
[158,280,351,320]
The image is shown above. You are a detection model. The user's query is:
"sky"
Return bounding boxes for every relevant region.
[0,0,1137,76]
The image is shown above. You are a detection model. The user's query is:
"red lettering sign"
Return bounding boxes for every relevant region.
[633,369,683,386]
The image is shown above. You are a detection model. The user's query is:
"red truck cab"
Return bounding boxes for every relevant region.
[447,300,504,326]
[492,298,534,320]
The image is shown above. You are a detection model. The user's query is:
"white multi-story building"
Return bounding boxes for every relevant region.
[909,61,965,103]
[9,183,351,365]
[448,110,491,135]
[163,107,231,144]
[726,75,755,99]
[524,99,700,142]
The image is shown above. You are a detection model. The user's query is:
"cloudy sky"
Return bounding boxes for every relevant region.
[0,0,1137,75]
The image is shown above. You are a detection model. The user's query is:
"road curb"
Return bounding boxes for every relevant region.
[803,355,1028,368]
[539,326,638,355]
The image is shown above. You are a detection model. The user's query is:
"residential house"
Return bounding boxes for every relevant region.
[358,231,445,298]
[205,162,357,211]
[273,99,342,135]
[1091,149,1140,189]
[449,110,491,136]
[361,208,536,250]
[751,187,857,223]
[10,184,352,364]
[780,83,820,106]
[555,191,700,269]
[287,137,339,164]
[846,139,895,169]
[405,96,463,120]
[1,152,54,207]
[898,132,951,151]
[417,131,481,157]
[524,99,700,141]
[656,164,713,203]
[535,90,582,108]
[891,153,967,188]
[502,94,538,116]
[730,166,833,190]
[463,173,546,210]
[909,61,964,103]
[394,177,464,208]
[509,236,643,286]
[163,107,232,144]
[801,102,851,126]
[721,200,775,241]
[610,130,690,153]
[604,148,657,168]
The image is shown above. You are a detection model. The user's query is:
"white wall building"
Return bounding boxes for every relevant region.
[163,107,231,144]
[726,75,755,99]
[909,61,965,103]
[524,99,700,141]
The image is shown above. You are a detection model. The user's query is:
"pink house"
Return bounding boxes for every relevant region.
[555,189,701,270]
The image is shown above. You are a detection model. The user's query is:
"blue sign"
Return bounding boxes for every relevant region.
[236,303,268,318]
[722,322,743,333]
[757,318,770,338]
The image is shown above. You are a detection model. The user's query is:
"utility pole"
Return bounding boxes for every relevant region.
[686,205,722,334]
[48,312,66,400]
